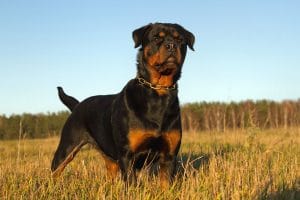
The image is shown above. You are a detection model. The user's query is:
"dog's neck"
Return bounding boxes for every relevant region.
[136,50,151,81]
[136,77,177,91]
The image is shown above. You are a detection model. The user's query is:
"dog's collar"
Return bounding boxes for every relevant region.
[136,77,177,91]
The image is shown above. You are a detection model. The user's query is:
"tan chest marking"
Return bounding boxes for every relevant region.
[128,129,181,154]
[128,129,158,152]
[162,130,181,154]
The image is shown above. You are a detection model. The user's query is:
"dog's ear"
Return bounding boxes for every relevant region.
[175,24,195,51]
[132,23,152,48]
[184,29,195,51]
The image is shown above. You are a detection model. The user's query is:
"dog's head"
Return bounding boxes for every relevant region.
[133,23,194,94]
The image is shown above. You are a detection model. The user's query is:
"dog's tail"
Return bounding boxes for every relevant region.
[57,87,79,111]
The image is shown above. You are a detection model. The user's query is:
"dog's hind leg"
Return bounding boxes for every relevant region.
[102,154,120,179]
[51,126,88,177]
[51,141,86,178]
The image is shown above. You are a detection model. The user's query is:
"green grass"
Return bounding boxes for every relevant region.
[0,128,299,199]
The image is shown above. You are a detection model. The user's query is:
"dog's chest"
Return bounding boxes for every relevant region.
[127,128,181,155]
[125,85,175,128]
[144,97,169,125]
[127,96,180,154]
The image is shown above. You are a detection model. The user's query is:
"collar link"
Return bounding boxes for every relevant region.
[136,77,177,90]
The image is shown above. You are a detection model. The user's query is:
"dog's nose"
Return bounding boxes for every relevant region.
[165,42,177,52]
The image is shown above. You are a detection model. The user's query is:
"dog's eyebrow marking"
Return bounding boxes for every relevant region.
[173,31,179,38]
[159,31,166,37]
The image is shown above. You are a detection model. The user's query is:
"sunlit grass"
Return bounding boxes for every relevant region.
[0,128,299,199]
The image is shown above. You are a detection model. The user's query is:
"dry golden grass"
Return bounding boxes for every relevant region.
[0,128,299,199]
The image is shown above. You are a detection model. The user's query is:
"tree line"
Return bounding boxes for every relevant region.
[0,111,69,140]
[181,99,300,132]
[0,99,300,139]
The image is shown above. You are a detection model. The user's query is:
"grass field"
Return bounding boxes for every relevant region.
[0,128,299,199]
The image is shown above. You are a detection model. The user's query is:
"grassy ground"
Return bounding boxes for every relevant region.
[0,128,299,199]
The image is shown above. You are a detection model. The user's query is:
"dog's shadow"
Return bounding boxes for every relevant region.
[174,143,245,178]
[175,153,210,178]
[139,152,210,180]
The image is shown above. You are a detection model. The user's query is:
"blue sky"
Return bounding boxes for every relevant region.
[0,0,299,115]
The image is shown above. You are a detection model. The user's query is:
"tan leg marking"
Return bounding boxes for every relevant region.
[159,130,181,188]
[159,170,171,189]
[102,155,120,179]
[162,130,181,154]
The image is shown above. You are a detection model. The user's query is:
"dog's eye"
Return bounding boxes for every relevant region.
[154,36,160,41]
[176,38,183,43]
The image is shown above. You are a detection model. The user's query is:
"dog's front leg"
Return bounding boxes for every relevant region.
[159,154,177,189]
[119,152,137,185]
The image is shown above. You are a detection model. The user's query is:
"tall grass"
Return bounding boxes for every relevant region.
[0,128,299,199]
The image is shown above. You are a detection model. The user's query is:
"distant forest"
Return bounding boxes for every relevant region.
[1,99,300,140]
[181,99,300,132]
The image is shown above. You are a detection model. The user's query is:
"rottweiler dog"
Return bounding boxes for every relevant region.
[51,22,195,187]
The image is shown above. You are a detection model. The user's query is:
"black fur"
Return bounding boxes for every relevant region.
[57,87,79,111]
[51,23,195,186]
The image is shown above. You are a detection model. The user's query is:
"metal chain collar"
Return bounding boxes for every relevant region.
[137,77,177,90]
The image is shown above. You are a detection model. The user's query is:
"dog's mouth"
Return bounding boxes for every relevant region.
[155,57,177,76]
[155,64,177,76]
